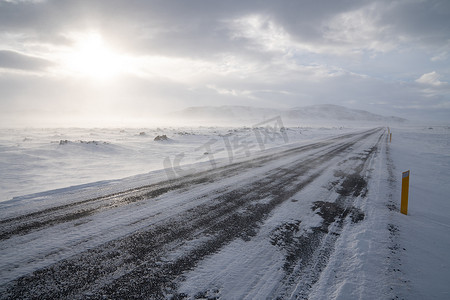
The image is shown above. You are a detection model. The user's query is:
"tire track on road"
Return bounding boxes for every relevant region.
[0,130,374,242]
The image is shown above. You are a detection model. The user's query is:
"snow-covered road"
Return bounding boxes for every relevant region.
[1,127,386,299]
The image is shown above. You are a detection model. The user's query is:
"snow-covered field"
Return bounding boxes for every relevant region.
[0,123,449,299]
[388,125,450,299]
[0,124,357,203]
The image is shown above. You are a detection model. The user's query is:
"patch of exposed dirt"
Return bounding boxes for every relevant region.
[270,220,321,273]
[312,201,365,228]
[334,172,368,197]
[270,200,365,274]
[270,221,302,248]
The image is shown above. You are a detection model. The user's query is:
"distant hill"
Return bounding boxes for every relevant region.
[170,104,407,124]
[284,104,406,122]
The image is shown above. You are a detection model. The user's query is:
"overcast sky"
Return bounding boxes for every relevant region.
[0,0,449,126]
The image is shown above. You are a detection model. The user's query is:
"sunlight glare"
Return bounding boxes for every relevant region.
[64,32,124,80]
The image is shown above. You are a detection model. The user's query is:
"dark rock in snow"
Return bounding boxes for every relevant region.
[58,140,109,145]
[154,135,169,141]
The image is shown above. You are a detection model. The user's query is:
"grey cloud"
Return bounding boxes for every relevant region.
[0,0,449,124]
[377,0,450,47]
[1,0,449,57]
[0,1,368,54]
[0,50,53,71]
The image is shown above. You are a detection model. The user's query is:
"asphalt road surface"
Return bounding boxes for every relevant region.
[0,127,386,299]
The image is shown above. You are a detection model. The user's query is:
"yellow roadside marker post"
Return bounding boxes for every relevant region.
[401,170,410,215]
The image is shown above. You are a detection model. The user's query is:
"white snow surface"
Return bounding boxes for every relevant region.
[0,123,449,299]
[0,125,355,204]
[388,125,450,299]
[307,124,450,299]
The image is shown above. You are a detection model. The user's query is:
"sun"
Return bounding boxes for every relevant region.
[63,32,124,80]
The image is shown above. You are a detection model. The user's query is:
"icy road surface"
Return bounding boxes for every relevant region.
[1,128,387,299]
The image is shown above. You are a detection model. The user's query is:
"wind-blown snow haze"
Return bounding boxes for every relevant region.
[0,0,449,126]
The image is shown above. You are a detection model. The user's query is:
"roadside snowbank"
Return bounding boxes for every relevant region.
[305,124,450,299]
[389,125,450,299]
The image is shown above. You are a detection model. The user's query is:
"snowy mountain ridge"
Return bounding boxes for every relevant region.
[171,104,407,123]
